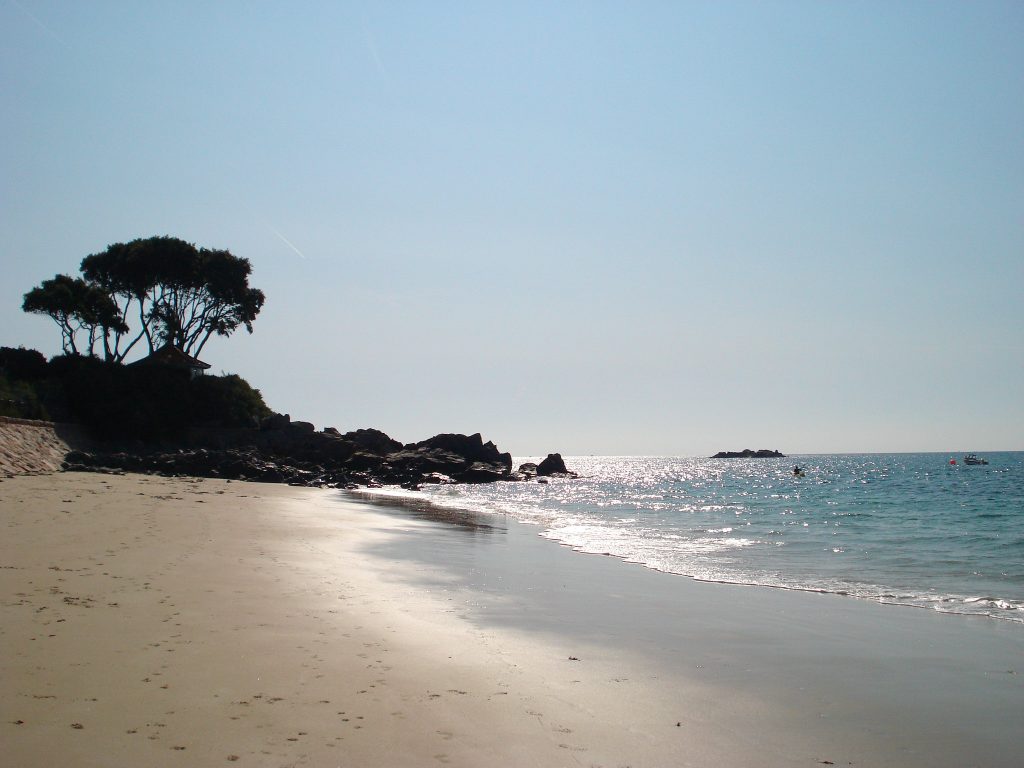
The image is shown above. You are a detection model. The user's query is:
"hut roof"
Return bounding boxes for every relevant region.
[129,343,211,371]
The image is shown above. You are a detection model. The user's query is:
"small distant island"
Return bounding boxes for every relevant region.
[711,449,786,459]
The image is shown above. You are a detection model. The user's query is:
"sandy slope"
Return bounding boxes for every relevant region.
[0,417,84,477]
[3,471,1021,768]
[0,473,706,767]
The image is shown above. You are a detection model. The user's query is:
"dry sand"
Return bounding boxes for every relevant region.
[2,472,1021,767]
[0,472,706,767]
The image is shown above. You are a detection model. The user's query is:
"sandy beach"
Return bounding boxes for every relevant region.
[2,472,1021,767]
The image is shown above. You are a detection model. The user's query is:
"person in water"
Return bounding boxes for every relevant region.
[793,465,801,475]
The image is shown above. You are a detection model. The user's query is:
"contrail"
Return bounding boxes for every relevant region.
[361,13,387,81]
[267,226,306,259]
[9,0,67,46]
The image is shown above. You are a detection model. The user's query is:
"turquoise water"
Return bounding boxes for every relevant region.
[378,453,1024,622]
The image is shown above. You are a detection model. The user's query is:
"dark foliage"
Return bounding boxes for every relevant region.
[0,346,48,381]
[3,354,271,441]
[190,373,272,428]
[43,356,178,440]
[23,236,264,363]
[79,235,265,360]
[0,374,48,419]
[22,275,126,358]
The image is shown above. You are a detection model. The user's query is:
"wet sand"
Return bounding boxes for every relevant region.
[1,472,1021,767]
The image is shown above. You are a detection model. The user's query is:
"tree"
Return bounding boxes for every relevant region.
[23,236,266,362]
[22,274,128,358]
[80,236,264,359]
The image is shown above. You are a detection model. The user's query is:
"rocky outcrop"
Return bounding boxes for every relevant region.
[711,448,786,459]
[347,428,403,455]
[260,413,291,431]
[536,453,577,478]
[62,447,344,487]
[59,428,535,489]
[24,403,575,490]
[384,433,513,486]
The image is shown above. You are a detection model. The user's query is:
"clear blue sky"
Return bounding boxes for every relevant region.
[2,1,1021,455]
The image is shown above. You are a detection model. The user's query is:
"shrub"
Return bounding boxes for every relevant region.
[0,347,48,381]
[0,373,48,419]
[7,353,272,441]
[47,355,188,441]
[190,373,272,428]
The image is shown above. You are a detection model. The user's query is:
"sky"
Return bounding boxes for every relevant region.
[2,1,1021,456]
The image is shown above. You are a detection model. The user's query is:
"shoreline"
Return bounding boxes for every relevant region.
[355,481,1024,626]
[382,451,1024,625]
[359,490,1024,763]
[2,473,1021,766]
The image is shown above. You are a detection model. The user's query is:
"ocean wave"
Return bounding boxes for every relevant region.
[366,453,1024,625]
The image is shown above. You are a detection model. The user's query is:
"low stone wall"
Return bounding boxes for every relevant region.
[0,417,92,477]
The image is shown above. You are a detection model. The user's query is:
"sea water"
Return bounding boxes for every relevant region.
[373,453,1024,623]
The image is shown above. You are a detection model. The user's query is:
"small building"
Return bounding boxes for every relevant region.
[128,343,211,379]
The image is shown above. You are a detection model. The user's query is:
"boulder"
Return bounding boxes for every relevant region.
[408,433,512,470]
[345,450,387,471]
[537,453,570,476]
[461,462,508,484]
[384,447,464,478]
[260,413,290,431]
[385,432,513,484]
[343,428,403,455]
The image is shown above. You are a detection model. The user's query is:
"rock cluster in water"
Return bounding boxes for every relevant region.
[710,448,786,459]
[61,417,575,489]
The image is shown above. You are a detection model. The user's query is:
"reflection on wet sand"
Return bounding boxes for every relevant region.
[342,489,505,534]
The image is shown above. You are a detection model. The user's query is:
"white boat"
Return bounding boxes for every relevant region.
[963,454,988,465]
